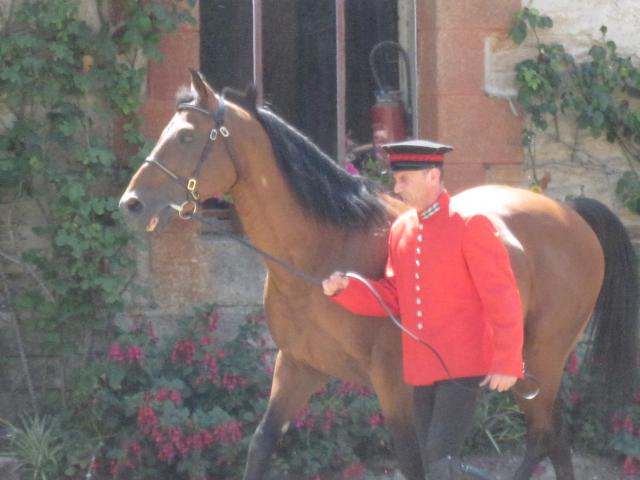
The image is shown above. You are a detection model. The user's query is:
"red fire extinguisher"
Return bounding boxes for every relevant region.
[369,41,413,145]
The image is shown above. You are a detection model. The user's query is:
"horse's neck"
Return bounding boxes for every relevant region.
[229,152,324,284]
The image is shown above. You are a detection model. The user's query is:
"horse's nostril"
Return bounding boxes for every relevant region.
[126,197,143,214]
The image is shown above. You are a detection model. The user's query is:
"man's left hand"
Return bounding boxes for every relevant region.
[479,373,518,392]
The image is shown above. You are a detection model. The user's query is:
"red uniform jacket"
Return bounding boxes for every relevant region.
[332,191,523,385]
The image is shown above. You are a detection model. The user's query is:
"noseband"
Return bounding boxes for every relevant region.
[144,96,230,219]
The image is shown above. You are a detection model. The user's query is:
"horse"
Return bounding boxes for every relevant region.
[119,70,639,480]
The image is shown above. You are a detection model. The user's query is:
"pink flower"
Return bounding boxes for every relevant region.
[566,392,580,406]
[208,310,220,332]
[213,421,242,444]
[157,442,175,463]
[565,351,580,376]
[171,339,196,365]
[137,405,157,432]
[345,163,360,176]
[294,406,315,430]
[126,440,143,460]
[221,373,247,391]
[624,416,635,434]
[323,410,336,433]
[155,388,182,405]
[342,462,365,478]
[623,456,640,476]
[369,411,384,427]
[203,353,219,380]
[109,344,125,362]
[126,345,144,364]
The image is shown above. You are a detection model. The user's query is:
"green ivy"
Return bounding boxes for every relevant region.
[510,8,640,209]
[0,0,195,409]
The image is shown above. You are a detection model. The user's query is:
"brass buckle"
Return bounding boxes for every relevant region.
[187,178,200,200]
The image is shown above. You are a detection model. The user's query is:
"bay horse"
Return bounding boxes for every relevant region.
[119,70,638,480]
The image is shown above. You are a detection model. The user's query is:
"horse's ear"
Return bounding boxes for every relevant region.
[189,68,209,103]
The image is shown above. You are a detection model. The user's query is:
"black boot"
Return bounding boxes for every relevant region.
[427,455,495,480]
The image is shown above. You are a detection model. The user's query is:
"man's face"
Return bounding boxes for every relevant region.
[392,168,440,210]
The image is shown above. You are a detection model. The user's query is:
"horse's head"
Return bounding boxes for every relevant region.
[119,70,243,233]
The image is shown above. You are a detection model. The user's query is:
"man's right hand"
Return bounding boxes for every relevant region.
[322,271,350,296]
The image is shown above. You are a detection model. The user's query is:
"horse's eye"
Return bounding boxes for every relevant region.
[179,132,194,144]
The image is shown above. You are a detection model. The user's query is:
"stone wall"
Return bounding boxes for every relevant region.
[485,0,640,225]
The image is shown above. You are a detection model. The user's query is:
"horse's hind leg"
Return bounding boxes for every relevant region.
[514,352,575,480]
[243,350,326,480]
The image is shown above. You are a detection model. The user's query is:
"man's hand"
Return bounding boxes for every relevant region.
[479,373,518,392]
[322,271,350,296]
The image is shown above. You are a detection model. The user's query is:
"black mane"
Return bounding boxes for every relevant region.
[254,107,387,230]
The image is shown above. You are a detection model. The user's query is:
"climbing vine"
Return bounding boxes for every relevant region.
[510,7,640,209]
[0,0,195,413]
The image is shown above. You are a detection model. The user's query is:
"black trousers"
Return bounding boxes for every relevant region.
[413,376,482,467]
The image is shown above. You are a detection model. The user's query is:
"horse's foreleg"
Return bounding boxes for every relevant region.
[243,350,326,480]
[370,361,425,480]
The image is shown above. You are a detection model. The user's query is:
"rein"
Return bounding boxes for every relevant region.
[149,97,540,400]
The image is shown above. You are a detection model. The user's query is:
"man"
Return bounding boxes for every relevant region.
[323,140,523,479]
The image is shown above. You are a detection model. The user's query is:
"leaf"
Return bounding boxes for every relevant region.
[511,20,528,45]
[589,46,606,62]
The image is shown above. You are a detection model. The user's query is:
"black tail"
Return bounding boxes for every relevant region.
[569,197,639,405]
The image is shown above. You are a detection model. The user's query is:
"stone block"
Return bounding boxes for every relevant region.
[436,94,523,165]
[435,0,522,31]
[485,164,527,187]
[434,28,485,96]
[444,163,488,194]
[148,224,265,311]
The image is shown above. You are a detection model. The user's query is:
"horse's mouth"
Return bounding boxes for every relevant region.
[146,215,160,232]
[144,206,173,234]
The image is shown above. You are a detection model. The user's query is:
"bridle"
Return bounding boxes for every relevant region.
[143,95,231,219]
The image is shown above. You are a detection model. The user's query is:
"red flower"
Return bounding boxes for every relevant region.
[208,310,220,332]
[294,406,315,430]
[213,420,242,444]
[155,388,182,405]
[624,416,635,434]
[566,392,580,406]
[623,456,640,476]
[323,410,336,433]
[137,405,158,432]
[221,373,247,391]
[126,345,144,364]
[157,442,176,463]
[109,344,125,362]
[342,462,365,478]
[126,440,143,460]
[203,353,218,380]
[565,351,580,376]
[345,163,360,176]
[171,339,196,365]
[369,411,384,427]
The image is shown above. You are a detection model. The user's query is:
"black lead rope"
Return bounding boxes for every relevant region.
[190,214,540,400]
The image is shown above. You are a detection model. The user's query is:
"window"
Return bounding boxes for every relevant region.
[200,0,416,161]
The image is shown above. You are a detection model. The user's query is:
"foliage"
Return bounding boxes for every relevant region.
[60,307,392,480]
[0,0,194,411]
[510,8,640,206]
[0,415,65,480]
